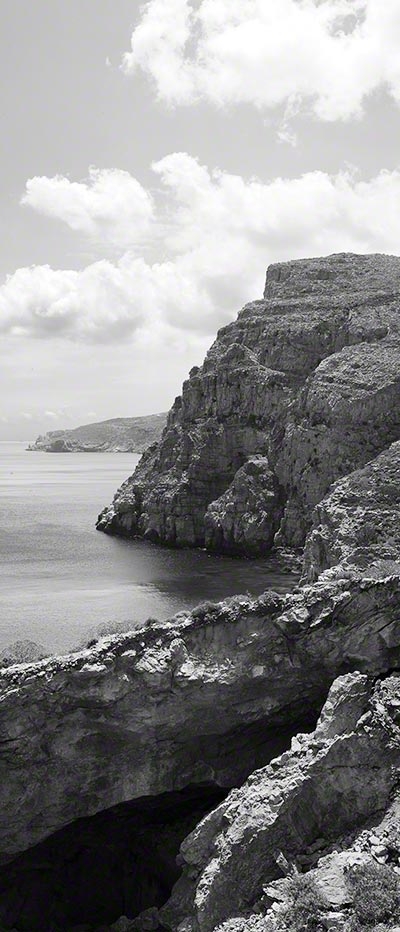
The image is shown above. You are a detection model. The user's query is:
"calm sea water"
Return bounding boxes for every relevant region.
[0,442,298,653]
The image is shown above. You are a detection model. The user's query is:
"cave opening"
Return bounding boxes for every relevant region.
[0,784,227,932]
[0,699,327,932]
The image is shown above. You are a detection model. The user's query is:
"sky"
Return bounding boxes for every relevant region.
[1,0,400,439]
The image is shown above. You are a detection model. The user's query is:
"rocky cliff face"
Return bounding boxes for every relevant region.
[28,413,167,454]
[303,439,400,582]
[97,253,400,553]
[0,569,400,918]
[162,671,400,932]
[4,253,400,932]
[1,614,400,931]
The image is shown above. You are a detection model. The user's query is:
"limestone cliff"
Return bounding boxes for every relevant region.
[28,412,167,453]
[97,253,400,553]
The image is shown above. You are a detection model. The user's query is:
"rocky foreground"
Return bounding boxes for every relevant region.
[2,253,400,931]
[28,412,166,453]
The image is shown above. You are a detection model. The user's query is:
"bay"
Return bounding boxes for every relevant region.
[0,442,298,653]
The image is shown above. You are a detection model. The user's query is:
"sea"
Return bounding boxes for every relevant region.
[0,442,298,654]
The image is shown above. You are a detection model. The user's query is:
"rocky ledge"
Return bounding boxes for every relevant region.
[1,569,400,865]
[1,565,400,931]
[28,413,167,454]
[97,253,400,553]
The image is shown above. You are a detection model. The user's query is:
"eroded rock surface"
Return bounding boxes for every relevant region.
[1,571,400,870]
[97,253,400,553]
[303,440,400,582]
[204,456,283,555]
[161,672,400,931]
[4,253,400,931]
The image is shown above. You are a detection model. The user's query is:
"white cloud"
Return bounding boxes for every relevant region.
[2,154,400,345]
[122,0,400,122]
[22,168,154,248]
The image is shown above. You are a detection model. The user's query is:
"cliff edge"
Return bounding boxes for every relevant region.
[97,253,400,552]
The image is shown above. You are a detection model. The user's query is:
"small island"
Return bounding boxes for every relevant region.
[27,412,167,454]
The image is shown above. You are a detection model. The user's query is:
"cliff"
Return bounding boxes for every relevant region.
[3,253,400,931]
[27,412,167,453]
[97,253,400,553]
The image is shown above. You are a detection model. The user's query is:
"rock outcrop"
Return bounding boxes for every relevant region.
[28,413,167,454]
[303,440,400,582]
[161,672,400,931]
[204,456,283,555]
[1,571,400,867]
[97,253,400,553]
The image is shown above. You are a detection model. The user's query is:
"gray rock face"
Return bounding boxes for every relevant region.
[276,339,400,546]
[5,253,400,931]
[1,572,400,865]
[204,456,283,555]
[97,253,400,553]
[27,413,167,454]
[303,440,400,581]
[161,672,400,931]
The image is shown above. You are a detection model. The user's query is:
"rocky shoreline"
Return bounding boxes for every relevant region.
[2,253,400,931]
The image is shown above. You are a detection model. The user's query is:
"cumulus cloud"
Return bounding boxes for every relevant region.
[122,0,400,122]
[3,154,400,344]
[22,168,154,248]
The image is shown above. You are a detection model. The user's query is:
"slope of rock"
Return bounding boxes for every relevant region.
[0,572,400,867]
[204,456,283,555]
[27,412,167,453]
[161,672,400,932]
[97,253,400,552]
[303,440,400,582]
[276,339,400,546]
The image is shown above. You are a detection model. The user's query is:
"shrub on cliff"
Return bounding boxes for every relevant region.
[345,860,400,930]
[191,600,225,622]
[277,873,328,931]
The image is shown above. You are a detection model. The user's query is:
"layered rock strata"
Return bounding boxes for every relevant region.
[303,439,400,582]
[3,252,400,931]
[1,572,400,866]
[97,253,400,553]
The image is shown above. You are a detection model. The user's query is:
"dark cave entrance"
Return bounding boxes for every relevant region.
[0,784,227,932]
[0,698,327,932]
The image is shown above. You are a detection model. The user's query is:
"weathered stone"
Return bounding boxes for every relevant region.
[303,440,400,581]
[276,339,400,546]
[161,674,400,931]
[1,575,400,864]
[97,253,400,554]
[204,456,283,554]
